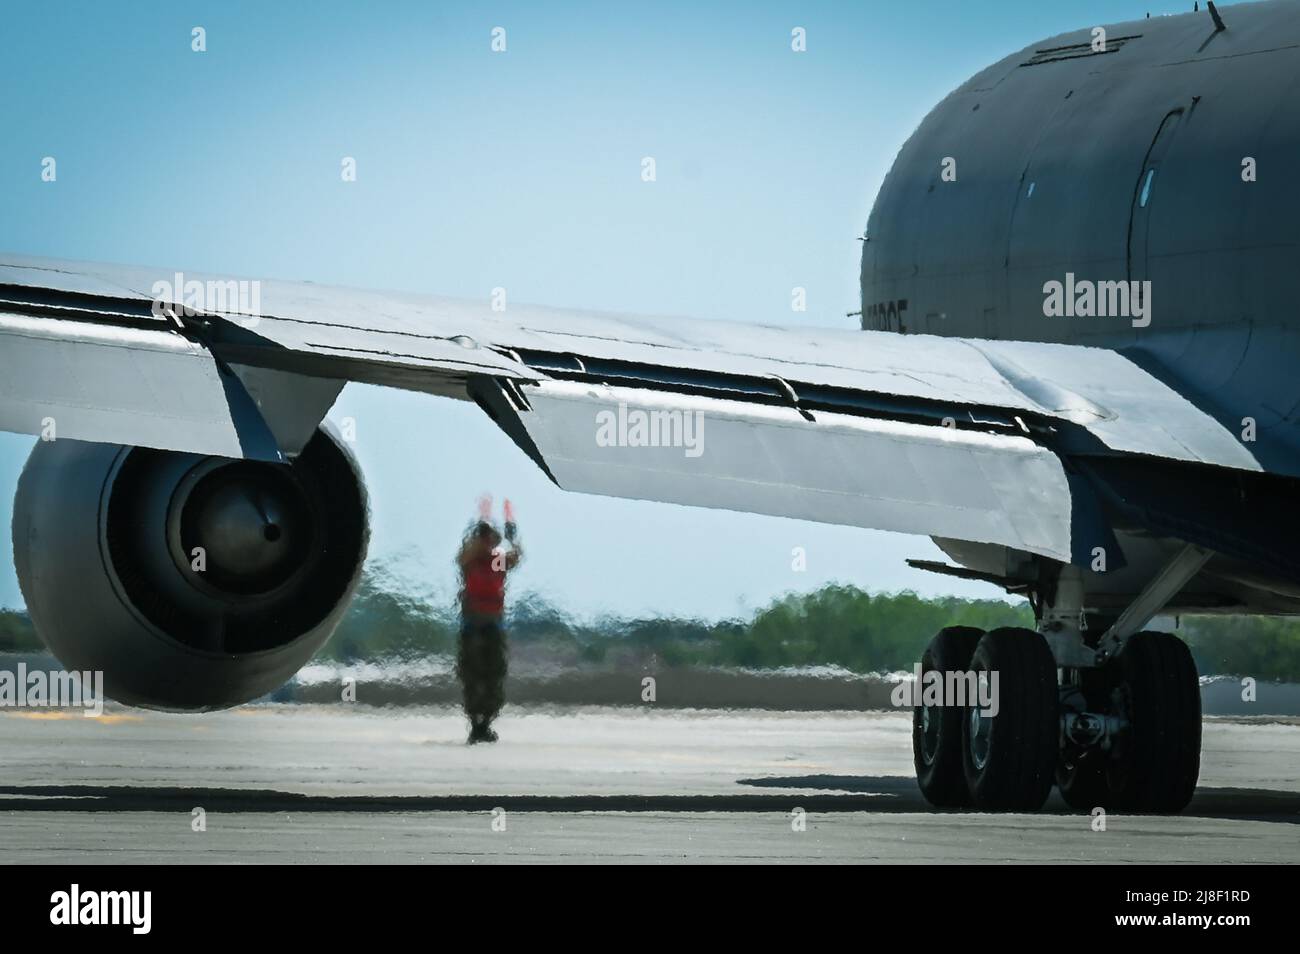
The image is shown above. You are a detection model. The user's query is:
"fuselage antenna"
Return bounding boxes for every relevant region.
[1207,1,1226,31]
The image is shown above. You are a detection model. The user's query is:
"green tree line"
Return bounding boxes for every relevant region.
[4,577,1300,679]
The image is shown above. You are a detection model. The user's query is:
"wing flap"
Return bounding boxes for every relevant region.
[505,380,1077,562]
[0,311,279,460]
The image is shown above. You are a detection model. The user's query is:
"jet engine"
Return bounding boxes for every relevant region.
[11,426,368,710]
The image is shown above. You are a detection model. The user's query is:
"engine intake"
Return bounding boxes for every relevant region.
[12,426,368,710]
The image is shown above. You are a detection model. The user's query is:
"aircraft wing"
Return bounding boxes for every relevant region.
[0,255,1259,564]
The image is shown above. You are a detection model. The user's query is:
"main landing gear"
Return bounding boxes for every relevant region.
[912,547,1209,814]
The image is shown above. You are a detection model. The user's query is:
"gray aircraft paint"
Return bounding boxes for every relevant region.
[861,0,1300,470]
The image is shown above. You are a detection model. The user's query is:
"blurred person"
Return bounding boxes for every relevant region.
[455,497,523,744]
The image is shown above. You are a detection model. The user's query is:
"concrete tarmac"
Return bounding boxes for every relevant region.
[0,705,1296,863]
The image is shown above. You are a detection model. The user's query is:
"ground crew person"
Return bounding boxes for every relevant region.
[455,500,522,743]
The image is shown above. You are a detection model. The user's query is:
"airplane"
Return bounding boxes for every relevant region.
[2,0,1295,814]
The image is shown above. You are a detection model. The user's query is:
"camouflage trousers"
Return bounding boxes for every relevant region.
[456,616,508,727]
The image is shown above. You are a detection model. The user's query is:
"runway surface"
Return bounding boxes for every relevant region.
[0,705,1296,863]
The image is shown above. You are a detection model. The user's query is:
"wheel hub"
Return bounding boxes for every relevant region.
[969,704,992,770]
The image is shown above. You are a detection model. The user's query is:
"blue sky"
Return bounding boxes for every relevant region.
[0,0,1206,618]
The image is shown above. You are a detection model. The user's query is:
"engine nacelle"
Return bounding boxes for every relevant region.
[12,426,368,710]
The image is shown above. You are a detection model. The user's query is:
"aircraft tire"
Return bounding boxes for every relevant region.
[1056,752,1110,811]
[913,626,983,807]
[962,627,1059,811]
[1103,631,1202,813]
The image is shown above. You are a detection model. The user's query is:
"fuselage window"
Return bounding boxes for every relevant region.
[1139,168,1156,207]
